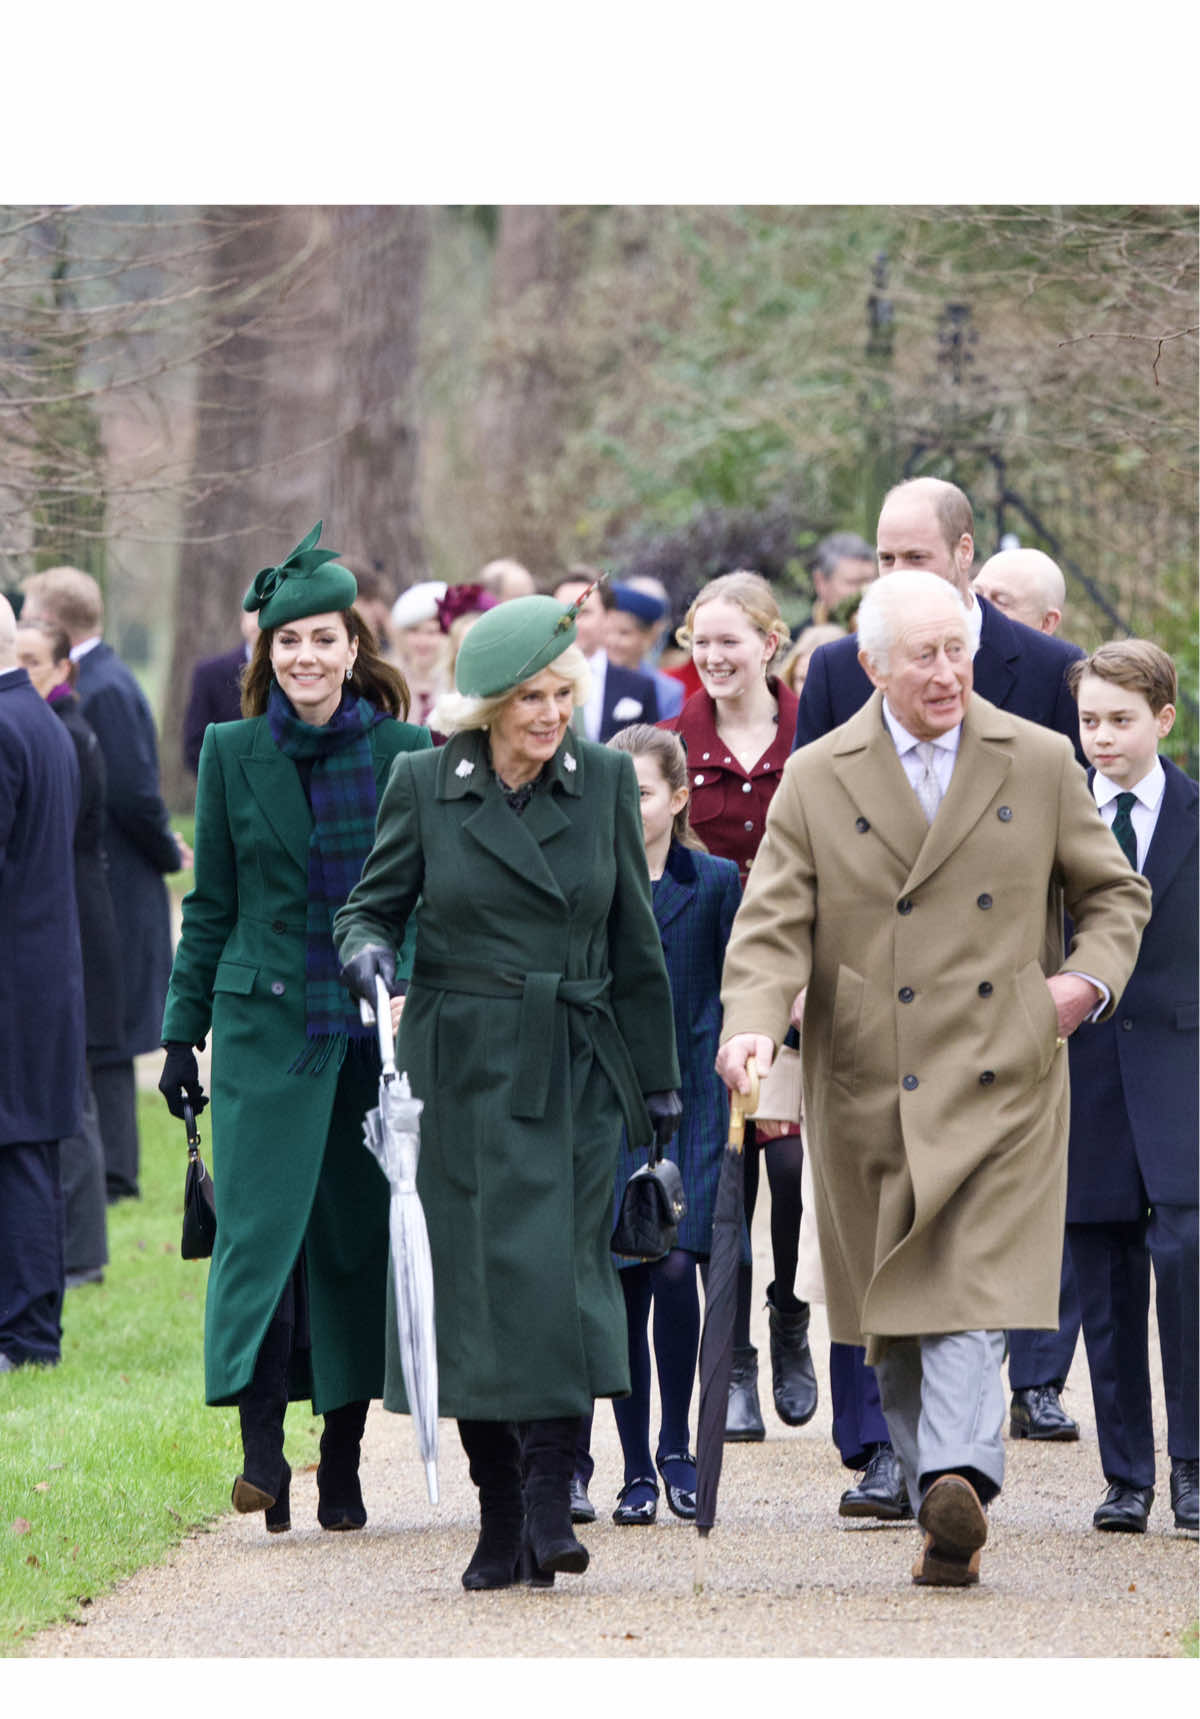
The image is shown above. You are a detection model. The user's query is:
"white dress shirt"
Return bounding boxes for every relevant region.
[69,635,102,663]
[1091,759,1165,872]
[581,649,607,742]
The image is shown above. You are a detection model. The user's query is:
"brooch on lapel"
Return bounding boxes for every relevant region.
[454,758,475,778]
[563,752,577,773]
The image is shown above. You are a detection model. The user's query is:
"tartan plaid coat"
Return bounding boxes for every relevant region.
[162,712,431,1411]
[613,841,741,1258]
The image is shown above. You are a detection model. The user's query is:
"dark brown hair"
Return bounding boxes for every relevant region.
[16,617,77,686]
[1066,639,1177,715]
[607,724,707,851]
[242,608,410,719]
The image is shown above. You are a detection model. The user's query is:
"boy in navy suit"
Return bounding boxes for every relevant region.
[1066,641,1198,1536]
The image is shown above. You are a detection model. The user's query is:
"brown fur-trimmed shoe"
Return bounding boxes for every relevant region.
[912,1474,988,1587]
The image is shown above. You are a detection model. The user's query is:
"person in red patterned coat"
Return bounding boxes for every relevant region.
[659,571,811,1442]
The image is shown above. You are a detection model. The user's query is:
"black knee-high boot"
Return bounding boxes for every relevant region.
[317,1400,369,1530]
[233,1311,292,1529]
[521,1416,589,1580]
[458,1419,524,1590]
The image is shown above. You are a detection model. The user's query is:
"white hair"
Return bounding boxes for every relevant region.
[430,644,591,735]
[0,594,16,667]
[857,570,968,674]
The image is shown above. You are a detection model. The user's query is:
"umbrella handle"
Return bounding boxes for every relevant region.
[375,973,397,1078]
[728,1054,760,1151]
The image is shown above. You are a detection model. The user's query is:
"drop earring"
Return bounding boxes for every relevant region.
[345,667,353,681]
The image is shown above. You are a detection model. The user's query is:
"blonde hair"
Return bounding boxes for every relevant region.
[778,623,845,692]
[21,566,104,638]
[676,570,786,665]
[431,644,591,736]
[607,724,706,851]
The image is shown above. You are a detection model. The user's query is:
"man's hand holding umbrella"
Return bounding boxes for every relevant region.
[716,1034,774,1095]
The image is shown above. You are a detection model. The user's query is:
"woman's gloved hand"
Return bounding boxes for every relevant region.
[339,944,399,1007]
[645,1089,683,1151]
[159,1042,208,1119]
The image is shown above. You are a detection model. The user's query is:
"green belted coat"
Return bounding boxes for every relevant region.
[162,713,431,1411]
[333,728,679,1420]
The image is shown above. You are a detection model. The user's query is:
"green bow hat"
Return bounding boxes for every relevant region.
[455,594,583,698]
[243,521,359,629]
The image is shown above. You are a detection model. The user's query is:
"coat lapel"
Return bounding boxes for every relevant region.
[236,719,313,874]
[438,729,572,905]
[903,697,1014,895]
[831,694,929,872]
[1142,758,1198,901]
[972,598,1019,710]
[654,845,697,933]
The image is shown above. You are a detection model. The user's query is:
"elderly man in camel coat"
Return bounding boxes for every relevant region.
[717,570,1150,1589]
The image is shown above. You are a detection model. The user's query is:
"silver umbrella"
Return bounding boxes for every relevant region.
[361,975,439,1505]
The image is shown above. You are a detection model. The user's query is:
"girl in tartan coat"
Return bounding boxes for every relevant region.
[604,725,741,1524]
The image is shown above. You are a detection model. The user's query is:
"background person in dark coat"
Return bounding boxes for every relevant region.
[21,567,189,1205]
[1065,642,1199,1537]
[553,572,660,739]
[791,477,1088,1520]
[15,619,123,1289]
[0,596,86,1371]
[181,608,258,775]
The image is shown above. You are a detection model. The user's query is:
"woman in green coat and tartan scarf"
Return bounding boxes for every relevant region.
[158,526,430,1535]
[335,592,681,1590]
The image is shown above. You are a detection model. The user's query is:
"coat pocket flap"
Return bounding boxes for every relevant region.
[213,960,258,996]
[1175,1000,1199,1031]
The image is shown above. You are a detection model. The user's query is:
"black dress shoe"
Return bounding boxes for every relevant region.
[1093,1482,1154,1533]
[612,1477,658,1525]
[725,1345,766,1442]
[838,1443,914,1521]
[569,1474,596,1524]
[656,1451,697,1520]
[1169,1458,1199,1535]
[1009,1384,1079,1441]
[766,1283,818,1427]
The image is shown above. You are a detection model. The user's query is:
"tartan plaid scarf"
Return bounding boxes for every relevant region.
[267,680,385,1073]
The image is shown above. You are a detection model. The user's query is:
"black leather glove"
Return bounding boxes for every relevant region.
[159,1042,208,1120]
[339,943,399,1007]
[645,1089,683,1152]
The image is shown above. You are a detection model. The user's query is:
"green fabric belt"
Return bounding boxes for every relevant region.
[411,956,651,1147]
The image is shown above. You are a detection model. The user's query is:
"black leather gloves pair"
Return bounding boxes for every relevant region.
[339,944,405,1007]
[159,1042,208,1120]
[645,1089,683,1151]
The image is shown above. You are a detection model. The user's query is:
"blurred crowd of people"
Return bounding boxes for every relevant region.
[1,491,1193,1597]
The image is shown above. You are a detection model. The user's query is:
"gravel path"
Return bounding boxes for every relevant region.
[23,1197,1198,1662]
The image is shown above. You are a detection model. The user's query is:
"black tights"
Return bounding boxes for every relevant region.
[611,1248,700,1482]
[733,1129,807,1347]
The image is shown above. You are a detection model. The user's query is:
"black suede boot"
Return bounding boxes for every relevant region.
[317,1400,369,1530]
[458,1419,525,1590]
[766,1282,818,1427]
[232,1313,291,1517]
[520,1416,590,1580]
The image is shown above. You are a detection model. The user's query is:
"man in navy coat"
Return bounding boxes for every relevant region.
[181,608,257,774]
[792,478,1087,1518]
[22,568,186,1204]
[1065,641,1198,1536]
[0,596,86,1370]
[554,573,660,740]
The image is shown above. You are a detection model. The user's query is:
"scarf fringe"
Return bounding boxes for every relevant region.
[288,1031,382,1077]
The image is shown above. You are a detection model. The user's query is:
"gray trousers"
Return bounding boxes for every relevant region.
[874,1330,1007,1511]
[59,1078,109,1276]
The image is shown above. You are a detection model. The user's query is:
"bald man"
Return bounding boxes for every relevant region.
[973,548,1066,636]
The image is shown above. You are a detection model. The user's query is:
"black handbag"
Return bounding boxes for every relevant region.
[611,1142,686,1263]
[180,1102,216,1261]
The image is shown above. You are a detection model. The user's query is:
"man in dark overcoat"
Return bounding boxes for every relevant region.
[0,597,86,1370]
[181,608,257,774]
[22,567,186,1203]
[792,478,1089,1516]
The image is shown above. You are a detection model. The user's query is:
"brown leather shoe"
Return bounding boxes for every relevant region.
[912,1474,989,1587]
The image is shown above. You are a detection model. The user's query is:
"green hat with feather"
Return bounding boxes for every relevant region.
[243,522,358,629]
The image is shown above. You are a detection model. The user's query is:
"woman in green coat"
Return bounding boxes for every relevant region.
[335,593,680,1589]
[158,526,430,1535]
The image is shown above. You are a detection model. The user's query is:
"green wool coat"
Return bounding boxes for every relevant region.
[333,728,680,1421]
[162,713,431,1411]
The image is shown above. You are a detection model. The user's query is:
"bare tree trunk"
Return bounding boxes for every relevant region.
[329,205,430,591]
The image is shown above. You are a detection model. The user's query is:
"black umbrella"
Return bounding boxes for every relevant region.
[694,1056,759,1585]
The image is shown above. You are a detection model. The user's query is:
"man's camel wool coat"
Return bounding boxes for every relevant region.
[720,692,1151,1363]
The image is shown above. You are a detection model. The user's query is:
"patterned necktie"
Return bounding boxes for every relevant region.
[1111,790,1138,868]
[914,741,943,824]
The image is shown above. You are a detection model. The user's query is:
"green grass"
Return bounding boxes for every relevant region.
[1183,1619,1199,1658]
[0,1095,320,1653]
[168,812,195,899]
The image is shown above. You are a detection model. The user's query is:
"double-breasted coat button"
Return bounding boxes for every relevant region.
[978,981,994,997]
[1121,1018,1134,1031]
[897,898,913,915]
[902,1074,919,1091]
[979,1070,996,1086]
[743,820,754,832]
[742,782,752,793]
[702,752,710,760]
[855,817,870,833]
[271,920,286,934]
[270,980,285,996]
[694,773,705,785]
[997,806,1013,821]
[898,986,914,1003]
[977,893,993,909]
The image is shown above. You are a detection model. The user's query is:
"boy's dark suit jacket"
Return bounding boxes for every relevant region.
[794,595,1086,764]
[1067,757,1199,1220]
[598,661,659,741]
